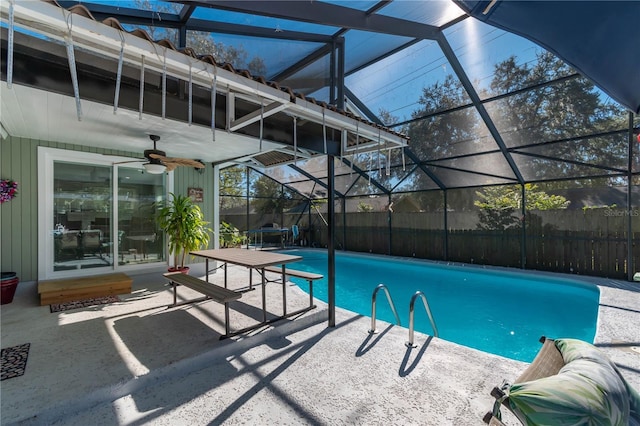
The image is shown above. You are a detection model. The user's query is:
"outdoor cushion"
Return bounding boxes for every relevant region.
[507,338,632,426]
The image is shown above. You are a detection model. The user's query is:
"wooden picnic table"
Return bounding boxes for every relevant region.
[190,248,302,321]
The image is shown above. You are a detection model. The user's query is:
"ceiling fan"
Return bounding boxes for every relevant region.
[118,135,205,174]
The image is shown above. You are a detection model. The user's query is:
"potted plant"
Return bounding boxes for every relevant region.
[1,272,19,304]
[219,221,246,248]
[157,193,211,273]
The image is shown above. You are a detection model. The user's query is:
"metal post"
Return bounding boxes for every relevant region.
[246,167,250,248]
[326,35,343,328]
[388,193,392,255]
[224,303,230,336]
[328,155,336,327]
[281,184,285,238]
[281,264,287,316]
[342,197,347,251]
[628,112,635,281]
[261,267,267,323]
[213,164,220,250]
[443,190,448,260]
[329,40,336,108]
[521,184,527,269]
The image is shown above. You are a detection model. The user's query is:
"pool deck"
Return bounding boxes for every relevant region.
[1,260,639,425]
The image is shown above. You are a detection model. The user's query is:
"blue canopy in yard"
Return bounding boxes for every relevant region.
[454,1,640,114]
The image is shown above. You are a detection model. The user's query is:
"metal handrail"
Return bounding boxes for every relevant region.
[368,284,402,334]
[406,291,439,348]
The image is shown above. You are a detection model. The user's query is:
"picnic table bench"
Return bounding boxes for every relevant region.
[163,272,242,338]
[262,266,323,310]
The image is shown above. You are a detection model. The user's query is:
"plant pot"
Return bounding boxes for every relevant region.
[168,266,190,275]
[1,272,19,305]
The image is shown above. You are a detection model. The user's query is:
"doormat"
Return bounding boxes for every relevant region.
[1,343,30,381]
[50,295,120,313]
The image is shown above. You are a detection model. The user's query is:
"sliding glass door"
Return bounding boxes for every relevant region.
[117,166,165,267]
[39,148,171,279]
[53,162,113,271]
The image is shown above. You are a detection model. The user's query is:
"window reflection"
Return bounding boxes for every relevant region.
[52,162,166,272]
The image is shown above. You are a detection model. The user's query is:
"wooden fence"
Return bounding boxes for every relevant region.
[222,210,640,280]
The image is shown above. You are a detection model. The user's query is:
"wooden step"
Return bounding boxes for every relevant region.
[38,273,132,305]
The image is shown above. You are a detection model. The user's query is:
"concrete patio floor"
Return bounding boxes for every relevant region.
[1,262,639,425]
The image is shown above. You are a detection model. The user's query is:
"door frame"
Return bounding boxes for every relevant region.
[37,147,173,280]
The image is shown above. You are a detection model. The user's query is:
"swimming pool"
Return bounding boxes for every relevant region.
[279,249,600,362]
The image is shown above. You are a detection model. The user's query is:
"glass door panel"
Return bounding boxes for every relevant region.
[117,167,166,266]
[53,163,113,271]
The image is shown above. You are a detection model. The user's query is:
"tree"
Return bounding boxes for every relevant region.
[133,1,266,75]
[219,166,246,211]
[487,52,625,184]
[403,51,627,197]
[357,201,373,212]
[408,74,475,162]
[251,175,290,218]
[474,183,570,230]
[405,74,481,210]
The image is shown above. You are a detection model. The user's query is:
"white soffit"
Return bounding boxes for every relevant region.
[0,84,282,163]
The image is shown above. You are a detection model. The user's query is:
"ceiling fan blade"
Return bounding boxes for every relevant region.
[148,153,166,161]
[101,153,146,164]
[164,162,178,172]
[165,157,205,168]
[149,153,205,168]
[114,159,145,165]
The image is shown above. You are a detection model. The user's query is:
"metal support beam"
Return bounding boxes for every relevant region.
[328,154,336,327]
[344,87,382,125]
[404,148,446,190]
[387,192,392,255]
[443,190,448,260]
[213,163,221,249]
[336,39,345,110]
[289,164,345,199]
[330,40,336,106]
[339,157,390,196]
[628,112,635,281]
[228,101,288,132]
[179,4,197,22]
[182,1,440,39]
[437,33,524,185]
[521,184,526,269]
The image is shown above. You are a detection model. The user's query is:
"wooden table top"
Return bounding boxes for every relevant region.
[190,248,302,268]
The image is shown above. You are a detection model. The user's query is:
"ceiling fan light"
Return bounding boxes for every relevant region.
[143,162,166,174]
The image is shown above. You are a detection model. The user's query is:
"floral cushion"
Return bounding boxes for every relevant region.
[507,338,633,426]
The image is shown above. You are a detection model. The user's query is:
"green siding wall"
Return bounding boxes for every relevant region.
[171,161,216,265]
[0,136,212,282]
[1,136,37,281]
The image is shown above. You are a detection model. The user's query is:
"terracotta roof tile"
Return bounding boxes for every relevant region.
[197,55,218,66]
[178,47,198,58]
[221,63,236,73]
[129,28,154,42]
[67,4,96,20]
[157,39,178,50]
[102,17,126,31]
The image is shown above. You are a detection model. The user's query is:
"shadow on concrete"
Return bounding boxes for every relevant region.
[113,309,222,371]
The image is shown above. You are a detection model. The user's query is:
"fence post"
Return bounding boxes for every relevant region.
[521,184,527,269]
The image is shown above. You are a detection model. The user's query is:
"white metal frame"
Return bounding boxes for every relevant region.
[37,147,174,280]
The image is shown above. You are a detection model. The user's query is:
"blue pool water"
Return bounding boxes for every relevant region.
[279,249,599,362]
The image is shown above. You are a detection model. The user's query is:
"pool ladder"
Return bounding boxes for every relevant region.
[368,284,439,348]
[405,291,439,348]
[368,284,402,333]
